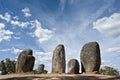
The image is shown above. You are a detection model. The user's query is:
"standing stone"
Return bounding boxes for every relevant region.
[37,64,44,74]
[16,49,35,73]
[68,59,79,74]
[52,44,66,73]
[80,42,101,74]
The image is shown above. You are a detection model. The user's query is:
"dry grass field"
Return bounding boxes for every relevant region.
[0,73,120,80]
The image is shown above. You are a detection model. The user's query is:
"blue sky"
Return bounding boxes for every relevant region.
[0,0,120,72]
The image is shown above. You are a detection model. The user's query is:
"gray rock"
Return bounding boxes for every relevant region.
[80,42,101,74]
[68,59,79,74]
[52,44,66,73]
[37,64,44,74]
[16,49,35,73]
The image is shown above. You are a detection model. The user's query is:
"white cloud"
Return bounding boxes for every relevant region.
[0,12,11,22]
[33,50,53,72]
[11,20,30,28]
[11,47,22,54]
[22,7,32,17]
[0,23,5,29]
[13,16,19,20]
[101,60,117,68]
[0,48,11,52]
[32,20,53,43]
[13,36,21,39]
[34,51,52,64]
[0,12,53,43]
[0,23,13,42]
[93,13,120,37]
[106,47,120,53]
[0,47,22,54]
[0,12,30,28]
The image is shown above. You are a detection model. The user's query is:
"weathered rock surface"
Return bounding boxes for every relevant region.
[37,64,44,74]
[52,44,66,73]
[16,49,35,73]
[80,42,101,74]
[68,59,79,74]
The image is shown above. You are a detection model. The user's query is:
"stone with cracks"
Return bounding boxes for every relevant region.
[80,42,101,74]
[68,59,79,74]
[52,44,66,73]
[16,49,35,73]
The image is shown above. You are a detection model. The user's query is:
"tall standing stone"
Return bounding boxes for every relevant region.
[80,42,101,74]
[37,64,44,74]
[68,59,79,74]
[52,44,66,73]
[16,49,35,73]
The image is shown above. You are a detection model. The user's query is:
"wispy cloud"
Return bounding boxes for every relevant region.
[59,0,66,11]
[0,7,33,32]
[13,16,19,20]
[106,47,120,53]
[0,12,30,28]
[13,36,21,40]
[0,23,13,42]
[93,13,120,38]
[34,51,52,64]
[33,50,52,71]
[101,60,117,68]
[0,12,11,22]
[22,7,32,17]
[0,47,22,54]
[11,20,30,28]
[33,0,114,65]
[11,47,22,54]
[0,48,11,52]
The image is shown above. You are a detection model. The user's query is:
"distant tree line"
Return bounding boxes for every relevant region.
[0,58,16,75]
[0,58,48,75]
[99,66,119,76]
[32,69,48,74]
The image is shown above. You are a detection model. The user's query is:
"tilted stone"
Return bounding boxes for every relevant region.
[16,49,35,73]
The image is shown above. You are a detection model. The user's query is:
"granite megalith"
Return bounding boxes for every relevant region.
[37,64,44,74]
[80,42,101,74]
[52,44,66,73]
[68,59,79,74]
[16,49,35,73]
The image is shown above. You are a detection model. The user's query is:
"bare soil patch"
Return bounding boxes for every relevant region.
[0,73,120,80]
